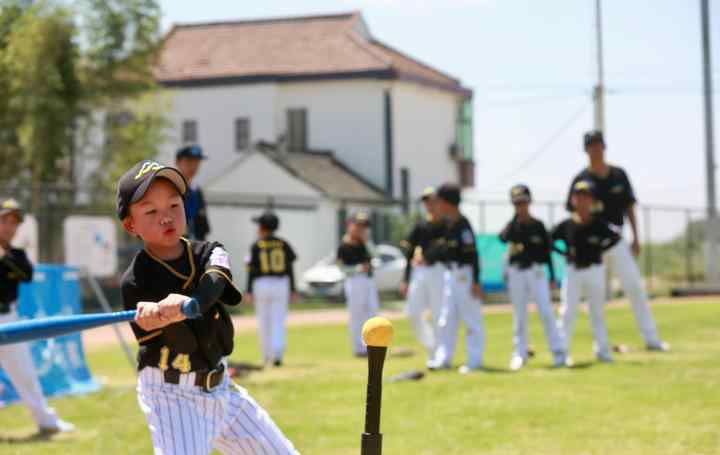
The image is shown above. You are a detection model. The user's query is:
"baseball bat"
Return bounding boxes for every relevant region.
[360,317,394,455]
[0,298,201,346]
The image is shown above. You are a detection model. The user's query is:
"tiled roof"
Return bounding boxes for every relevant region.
[156,12,471,96]
[266,150,388,203]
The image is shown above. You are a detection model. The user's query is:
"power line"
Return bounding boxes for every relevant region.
[478,102,591,191]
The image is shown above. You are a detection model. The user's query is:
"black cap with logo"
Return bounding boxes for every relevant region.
[253,212,280,231]
[116,160,188,220]
[348,212,371,226]
[510,184,531,204]
[176,144,207,160]
[583,130,605,149]
[0,198,23,222]
[572,179,596,196]
[435,183,461,206]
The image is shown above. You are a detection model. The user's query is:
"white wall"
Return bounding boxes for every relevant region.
[158,84,277,186]
[276,80,386,190]
[392,81,461,199]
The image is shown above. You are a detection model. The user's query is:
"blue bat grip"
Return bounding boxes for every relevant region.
[181,298,201,319]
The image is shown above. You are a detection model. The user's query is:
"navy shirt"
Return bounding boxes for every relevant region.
[440,216,481,284]
[400,218,447,281]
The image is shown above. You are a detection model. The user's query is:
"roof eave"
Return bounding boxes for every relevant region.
[157,69,394,88]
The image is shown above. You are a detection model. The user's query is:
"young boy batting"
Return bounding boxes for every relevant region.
[118,160,299,454]
[500,185,565,370]
[0,198,74,435]
[337,212,379,357]
[552,180,620,364]
[245,212,298,367]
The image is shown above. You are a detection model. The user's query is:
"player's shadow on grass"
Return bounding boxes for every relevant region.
[0,431,58,444]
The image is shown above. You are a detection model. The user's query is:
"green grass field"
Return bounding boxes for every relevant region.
[0,298,718,454]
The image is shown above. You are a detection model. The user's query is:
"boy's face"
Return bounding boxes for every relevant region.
[175,157,201,182]
[347,221,368,240]
[422,198,439,218]
[585,142,605,161]
[0,213,20,245]
[123,179,186,248]
[513,200,530,217]
[571,192,594,213]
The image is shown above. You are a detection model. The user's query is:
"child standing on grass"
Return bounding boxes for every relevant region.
[0,198,74,436]
[337,212,379,357]
[500,184,565,370]
[244,212,298,367]
[118,160,299,454]
[552,180,620,365]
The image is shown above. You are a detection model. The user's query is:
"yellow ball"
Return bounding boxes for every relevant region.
[362,317,394,347]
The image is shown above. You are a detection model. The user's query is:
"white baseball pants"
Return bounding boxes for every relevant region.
[433,266,485,369]
[137,367,299,455]
[344,274,380,355]
[507,265,564,359]
[253,276,290,364]
[558,264,612,359]
[604,238,662,346]
[0,307,62,430]
[406,264,445,355]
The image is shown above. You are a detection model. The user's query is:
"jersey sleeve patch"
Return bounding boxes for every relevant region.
[461,229,475,245]
[210,247,232,270]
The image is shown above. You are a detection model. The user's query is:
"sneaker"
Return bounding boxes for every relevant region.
[458,365,482,375]
[39,419,75,436]
[273,359,283,367]
[427,361,451,371]
[646,341,670,352]
[509,355,525,371]
[596,353,614,363]
[563,356,575,367]
[552,351,568,368]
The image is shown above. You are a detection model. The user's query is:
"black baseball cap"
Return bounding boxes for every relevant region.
[583,130,605,149]
[572,179,595,196]
[0,198,23,222]
[348,212,371,226]
[116,160,188,220]
[435,183,461,206]
[176,144,207,160]
[420,186,436,201]
[253,212,279,231]
[510,184,531,204]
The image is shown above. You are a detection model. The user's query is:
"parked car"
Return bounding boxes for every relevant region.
[299,244,407,298]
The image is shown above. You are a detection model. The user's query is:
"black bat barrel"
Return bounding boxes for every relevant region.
[361,345,388,455]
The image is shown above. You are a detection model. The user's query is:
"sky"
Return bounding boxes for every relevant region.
[157,0,720,217]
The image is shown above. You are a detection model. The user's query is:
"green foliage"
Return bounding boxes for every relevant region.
[0,0,165,201]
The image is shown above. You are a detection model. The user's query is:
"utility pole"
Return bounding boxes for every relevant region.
[593,0,606,132]
[700,0,719,284]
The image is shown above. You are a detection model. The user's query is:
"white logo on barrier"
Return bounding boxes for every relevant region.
[63,216,118,277]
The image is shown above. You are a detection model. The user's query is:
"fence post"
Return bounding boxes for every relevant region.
[643,207,653,293]
[686,209,693,285]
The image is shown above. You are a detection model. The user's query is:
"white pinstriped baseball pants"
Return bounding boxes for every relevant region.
[137,367,299,455]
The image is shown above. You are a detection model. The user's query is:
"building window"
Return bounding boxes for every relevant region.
[182,119,198,144]
[456,100,473,160]
[287,108,307,152]
[235,118,250,151]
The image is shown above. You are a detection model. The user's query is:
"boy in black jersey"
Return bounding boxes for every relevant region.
[118,160,298,454]
[500,185,564,370]
[245,212,298,367]
[0,198,74,435]
[428,184,485,374]
[552,180,620,364]
[399,187,446,363]
[337,212,379,357]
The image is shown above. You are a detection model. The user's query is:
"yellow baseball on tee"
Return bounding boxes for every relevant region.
[361,317,394,347]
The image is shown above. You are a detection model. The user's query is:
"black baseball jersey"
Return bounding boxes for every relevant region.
[400,218,447,281]
[0,247,33,312]
[566,166,637,226]
[246,236,297,292]
[337,239,373,276]
[499,216,555,282]
[551,215,621,268]
[121,238,242,373]
[440,215,481,284]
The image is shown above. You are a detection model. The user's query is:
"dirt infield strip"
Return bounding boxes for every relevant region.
[81,296,711,351]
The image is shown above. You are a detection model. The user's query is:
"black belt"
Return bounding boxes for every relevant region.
[572,261,601,270]
[163,364,225,393]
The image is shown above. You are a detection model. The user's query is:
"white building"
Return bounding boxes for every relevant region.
[152,11,475,283]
